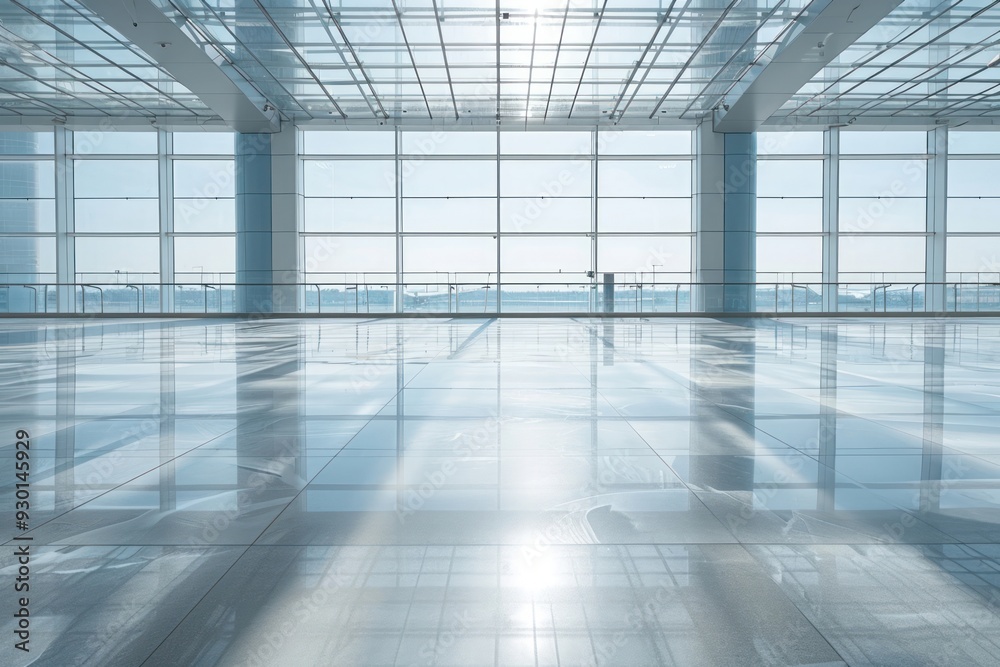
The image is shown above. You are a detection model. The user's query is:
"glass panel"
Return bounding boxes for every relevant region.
[174,237,235,276]
[403,236,497,277]
[756,198,822,232]
[0,132,54,154]
[173,132,235,155]
[75,160,158,198]
[757,132,823,155]
[0,161,55,199]
[500,198,589,233]
[74,131,157,155]
[0,199,55,234]
[174,160,236,198]
[303,160,396,197]
[76,199,159,233]
[840,131,926,154]
[403,161,497,197]
[501,236,590,277]
[599,198,690,233]
[948,132,1000,155]
[501,132,591,155]
[0,236,56,276]
[839,198,925,233]
[304,131,396,155]
[403,198,495,233]
[500,160,590,197]
[757,236,822,274]
[948,160,1000,197]
[600,131,691,155]
[402,131,496,155]
[947,198,1000,233]
[839,160,926,198]
[75,237,159,279]
[598,161,691,197]
[947,237,1000,273]
[174,199,235,233]
[757,160,822,198]
[304,236,396,275]
[306,198,396,233]
[598,236,690,275]
[838,236,925,276]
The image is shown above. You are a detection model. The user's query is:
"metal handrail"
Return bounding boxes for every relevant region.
[81,285,103,313]
[203,284,218,313]
[21,285,37,313]
[125,285,141,313]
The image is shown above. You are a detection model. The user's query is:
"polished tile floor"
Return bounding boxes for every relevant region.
[2,317,1000,666]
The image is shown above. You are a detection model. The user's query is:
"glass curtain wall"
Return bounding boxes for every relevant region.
[301,129,695,313]
[756,131,825,312]
[947,131,1000,311]
[0,132,55,313]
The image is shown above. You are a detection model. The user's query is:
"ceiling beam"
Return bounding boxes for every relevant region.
[713,0,903,133]
[78,0,280,132]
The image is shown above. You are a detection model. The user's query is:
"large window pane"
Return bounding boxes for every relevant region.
[0,199,55,233]
[0,236,56,275]
[758,236,822,275]
[757,161,822,197]
[949,132,1000,155]
[947,237,1000,273]
[839,236,925,276]
[598,198,690,233]
[840,131,926,154]
[598,236,690,276]
[174,199,235,233]
[839,198,925,233]
[304,236,396,276]
[501,236,590,277]
[948,160,1000,197]
[306,198,395,233]
[840,160,926,198]
[757,199,822,232]
[74,131,157,155]
[76,199,159,232]
[598,161,690,197]
[0,132,54,154]
[500,160,591,197]
[402,131,496,155]
[404,236,497,277]
[75,237,159,279]
[75,160,158,198]
[757,132,823,155]
[404,198,495,232]
[501,132,591,155]
[304,131,395,155]
[403,161,497,196]
[947,198,1000,233]
[172,132,234,155]
[501,198,589,233]
[0,161,54,199]
[600,131,691,155]
[174,160,236,198]
[174,237,235,277]
[303,160,396,197]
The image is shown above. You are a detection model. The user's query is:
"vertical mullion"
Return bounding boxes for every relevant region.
[496,129,501,313]
[822,127,839,312]
[927,126,948,311]
[592,128,599,313]
[54,127,74,312]
[159,129,174,313]
[395,127,403,313]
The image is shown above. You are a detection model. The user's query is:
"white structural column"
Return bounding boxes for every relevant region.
[694,122,726,311]
[822,127,840,312]
[926,126,948,312]
[53,127,75,312]
[270,125,301,313]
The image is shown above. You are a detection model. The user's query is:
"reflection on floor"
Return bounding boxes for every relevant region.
[2,317,1000,666]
